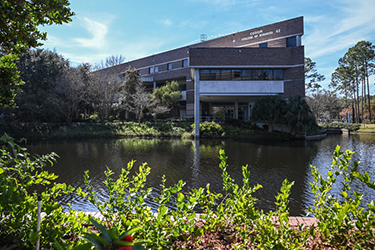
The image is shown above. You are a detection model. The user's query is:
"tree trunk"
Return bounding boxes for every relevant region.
[361,78,364,123]
[366,65,372,122]
[356,78,360,123]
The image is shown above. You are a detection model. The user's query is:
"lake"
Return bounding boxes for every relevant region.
[27,134,375,216]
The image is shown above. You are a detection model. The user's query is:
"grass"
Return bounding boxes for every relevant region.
[356,123,375,133]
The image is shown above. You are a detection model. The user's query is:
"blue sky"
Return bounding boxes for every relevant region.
[40,0,375,91]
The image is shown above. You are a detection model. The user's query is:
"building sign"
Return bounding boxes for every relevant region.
[241,28,281,41]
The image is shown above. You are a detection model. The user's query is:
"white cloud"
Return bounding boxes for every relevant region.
[304,0,375,59]
[190,0,237,5]
[160,19,173,26]
[74,18,108,48]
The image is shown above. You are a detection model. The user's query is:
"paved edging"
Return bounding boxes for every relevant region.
[80,212,318,227]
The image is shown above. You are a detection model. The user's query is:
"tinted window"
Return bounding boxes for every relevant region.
[253,69,262,80]
[182,59,188,67]
[200,69,210,80]
[167,63,172,70]
[210,69,220,80]
[241,69,252,80]
[273,69,284,80]
[262,69,273,80]
[221,69,231,80]
[287,37,297,47]
[149,67,154,74]
[232,69,241,80]
[260,42,268,48]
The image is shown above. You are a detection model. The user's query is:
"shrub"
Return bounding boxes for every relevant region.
[191,121,224,137]
[319,122,360,131]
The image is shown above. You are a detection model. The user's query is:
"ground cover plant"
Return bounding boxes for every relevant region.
[2,134,375,249]
[318,122,360,131]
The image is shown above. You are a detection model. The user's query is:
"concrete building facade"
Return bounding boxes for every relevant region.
[102,16,305,136]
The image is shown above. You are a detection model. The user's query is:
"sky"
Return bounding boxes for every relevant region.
[39,0,375,91]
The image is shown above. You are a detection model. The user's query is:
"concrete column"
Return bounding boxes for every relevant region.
[247,103,251,121]
[153,81,156,89]
[296,36,302,46]
[194,70,200,138]
[234,98,238,119]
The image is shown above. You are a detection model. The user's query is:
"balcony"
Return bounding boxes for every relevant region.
[199,80,284,95]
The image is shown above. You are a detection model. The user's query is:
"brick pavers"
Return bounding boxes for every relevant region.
[81,212,318,227]
[289,216,317,227]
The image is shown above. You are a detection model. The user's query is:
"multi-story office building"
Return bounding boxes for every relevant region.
[101,16,305,136]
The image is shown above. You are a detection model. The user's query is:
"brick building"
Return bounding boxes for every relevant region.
[101,16,305,136]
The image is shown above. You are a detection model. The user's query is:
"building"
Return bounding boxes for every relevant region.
[103,16,305,136]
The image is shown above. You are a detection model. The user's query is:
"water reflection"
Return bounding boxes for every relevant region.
[26,134,375,216]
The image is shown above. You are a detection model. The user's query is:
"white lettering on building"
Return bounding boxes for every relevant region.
[241,28,281,42]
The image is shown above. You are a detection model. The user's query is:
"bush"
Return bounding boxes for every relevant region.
[3,134,375,249]
[191,121,224,137]
[319,122,360,131]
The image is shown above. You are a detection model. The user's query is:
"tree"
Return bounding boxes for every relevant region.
[152,80,181,117]
[126,85,159,123]
[285,96,317,136]
[0,0,74,107]
[306,89,342,120]
[105,54,126,68]
[55,64,90,123]
[305,57,326,92]
[0,54,23,108]
[251,96,286,132]
[330,41,375,123]
[14,49,70,123]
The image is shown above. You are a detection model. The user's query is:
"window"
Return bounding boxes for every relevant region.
[149,67,154,74]
[287,36,297,47]
[221,69,231,80]
[232,69,241,80]
[199,68,284,81]
[200,69,210,80]
[210,69,220,80]
[137,70,141,76]
[259,42,268,48]
[253,69,262,80]
[241,69,252,80]
[273,69,283,80]
[262,69,273,80]
[154,66,159,73]
[182,59,188,67]
[167,63,172,70]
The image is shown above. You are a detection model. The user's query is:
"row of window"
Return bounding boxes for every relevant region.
[148,59,188,74]
[258,36,298,48]
[199,69,284,81]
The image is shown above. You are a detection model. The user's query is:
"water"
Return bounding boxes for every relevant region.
[26,134,375,216]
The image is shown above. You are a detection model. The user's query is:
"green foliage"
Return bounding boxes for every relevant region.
[318,122,360,131]
[0,54,24,107]
[251,96,286,132]
[0,133,88,249]
[80,218,149,250]
[308,145,375,248]
[152,80,181,109]
[14,49,70,123]
[4,132,375,249]
[0,0,74,107]
[252,96,318,135]
[191,121,224,137]
[0,0,74,55]
[305,57,325,91]
[285,96,319,136]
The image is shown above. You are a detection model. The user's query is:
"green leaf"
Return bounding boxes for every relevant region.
[72,244,95,250]
[89,218,111,242]
[82,234,107,250]
[177,192,185,203]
